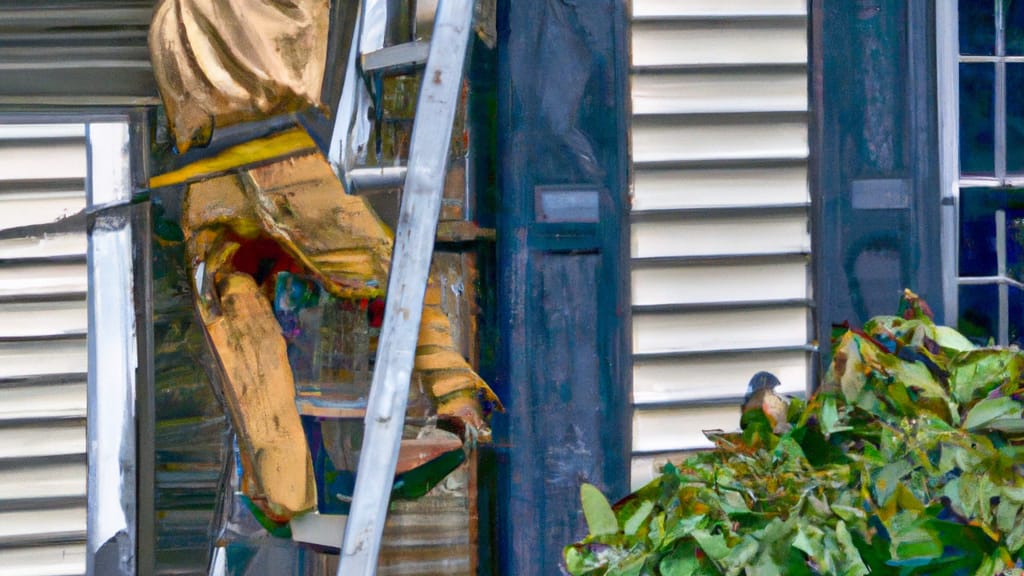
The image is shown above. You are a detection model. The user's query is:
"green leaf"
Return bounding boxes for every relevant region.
[664,514,707,544]
[950,349,1024,404]
[692,530,731,563]
[721,535,759,576]
[661,541,719,576]
[834,520,870,576]
[885,355,938,395]
[820,395,852,436]
[964,396,1022,431]
[792,523,825,563]
[888,511,943,563]
[872,460,913,505]
[607,555,645,576]
[580,483,619,536]
[831,504,867,524]
[985,417,1024,434]
[1007,516,1024,554]
[564,546,586,575]
[624,500,655,537]
[996,497,1019,534]
[934,325,976,353]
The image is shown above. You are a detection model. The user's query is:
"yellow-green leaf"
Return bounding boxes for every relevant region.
[624,500,654,536]
[580,483,618,536]
[964,396,1022,431]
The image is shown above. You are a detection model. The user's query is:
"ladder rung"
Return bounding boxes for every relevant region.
[436,221,497,243]
[362,41,430,75]
[348,166,407,193]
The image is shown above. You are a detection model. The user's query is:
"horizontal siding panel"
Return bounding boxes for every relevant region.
[0,234,86,260]
[632,70,807,115]
[632,116,808,164]
[632,0,806,19]
[633,307,809,355]
[0,125,84,140]
[0,190,85,231]
[633,405,739,453]
[0,340,87,380]
[631,214,810,259]
[0,262,87,299]
[0,142,86,181]
[633,351,808,405]
[0,546,85,576]
[631,451,698,491]
[0,460,86,502]
[0,382,86,422]
[0,508,86,546]
[632,21,806,68]
[0,422,85,460]
[633,165,808,211]
[0,300,87,339]
[0,544,86,576]
[0,5,156,104]
[632,260,808,307]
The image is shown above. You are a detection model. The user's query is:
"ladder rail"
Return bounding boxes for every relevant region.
[336,0,476,572]
[328,0,388,183]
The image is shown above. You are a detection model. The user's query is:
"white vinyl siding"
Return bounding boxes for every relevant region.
[629,1,813,489]
[0,124,88,576]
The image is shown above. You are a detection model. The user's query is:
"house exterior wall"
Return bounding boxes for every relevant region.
[628,0,815,489]
[0,1,831,569]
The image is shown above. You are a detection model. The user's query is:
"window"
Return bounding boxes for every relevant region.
[941,0,1024,345]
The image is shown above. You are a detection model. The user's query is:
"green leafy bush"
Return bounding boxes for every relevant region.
[565,291,1024,575]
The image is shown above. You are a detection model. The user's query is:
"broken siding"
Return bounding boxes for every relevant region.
[629,0,813,489]
[0,124,88,576]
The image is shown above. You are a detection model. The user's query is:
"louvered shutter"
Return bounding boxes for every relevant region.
[629,0,814,488]
[0,124,88,575]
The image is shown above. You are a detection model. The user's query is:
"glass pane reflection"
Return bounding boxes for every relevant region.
[959,188,1024,279]
[959,283,1024,345]
[1007,0,1024,55]
[960,63,996,176]
[960,0,996,55]
[1008,64,1024,172]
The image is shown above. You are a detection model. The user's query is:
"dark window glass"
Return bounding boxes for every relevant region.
[1007,0,1024,54]
[960,63,997,175]
[960,188,1000,277]
[959,188,1024,278]
[958,283,1024,345]
[960,0,996,55]
[1008,64,1024,172]
[960,284,998,343]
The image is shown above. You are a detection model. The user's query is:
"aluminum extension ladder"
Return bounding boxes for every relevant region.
[327,0,476,572]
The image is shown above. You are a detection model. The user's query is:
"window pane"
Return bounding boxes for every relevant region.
[960,0,996,55]
[959,188,1024,278]
[960,284,998,343]
[958,284,1024,345]
[960,63,996,175]
[1007,0,1024,55]
[1008,64,1024,172]
[958,280,1024,342]
[960,188,1000,277]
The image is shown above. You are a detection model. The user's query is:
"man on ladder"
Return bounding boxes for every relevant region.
[147,0,499,569]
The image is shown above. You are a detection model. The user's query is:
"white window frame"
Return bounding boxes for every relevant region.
[937,1,1024,345]
[85,119,139,576]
